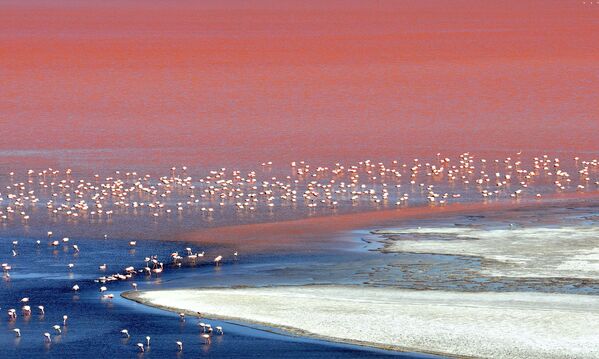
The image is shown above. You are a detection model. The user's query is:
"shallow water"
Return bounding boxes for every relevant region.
[3,204,599,358]
[3,0,598,356]
[1,175,598,358]
[0,233,444,358]
[1,148,596,249]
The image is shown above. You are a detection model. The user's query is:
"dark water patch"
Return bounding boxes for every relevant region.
[0,234,444,358]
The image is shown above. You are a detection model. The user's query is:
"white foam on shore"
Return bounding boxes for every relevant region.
[136,285,599,359]
[381,226,599,279]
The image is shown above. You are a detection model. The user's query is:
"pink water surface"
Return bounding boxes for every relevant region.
[1,0,598,168]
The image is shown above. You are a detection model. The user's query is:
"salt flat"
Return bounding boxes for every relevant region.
[379,226,599,279]
[130,285,599,359]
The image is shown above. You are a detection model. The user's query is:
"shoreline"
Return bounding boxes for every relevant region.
[120,195,599,358]
[176,192,599,252]
[122,285,599,359]
[121,288,469,359]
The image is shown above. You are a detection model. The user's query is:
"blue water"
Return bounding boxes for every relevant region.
[0,235,441,358]
[5,200,597,358]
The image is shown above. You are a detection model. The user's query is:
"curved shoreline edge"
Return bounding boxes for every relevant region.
[175,193,599,252]
[121,288,462,359]
[121,196,599,358]
[122,285,599,359]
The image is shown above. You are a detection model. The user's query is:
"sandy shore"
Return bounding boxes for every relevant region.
[124,285,599,359]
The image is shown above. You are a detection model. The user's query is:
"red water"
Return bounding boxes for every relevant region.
[180,191,599,252]
[1,0,598,168]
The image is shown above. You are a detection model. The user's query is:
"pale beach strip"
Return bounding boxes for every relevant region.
[124,285,599,359]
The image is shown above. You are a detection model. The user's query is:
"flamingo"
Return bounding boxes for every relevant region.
[176,341,183,351]
[152,263,164,274]
[214,255,223,266]
[53,325,62,334]
[121,329,130,338]
[63,315,68,326]
[44,332,51,342]
[13,328,21,337]
[136,343,145,352]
